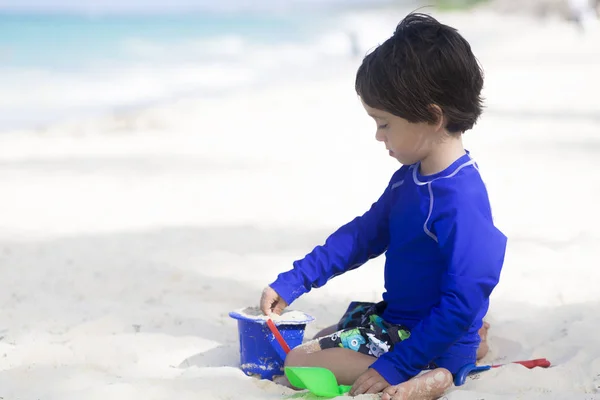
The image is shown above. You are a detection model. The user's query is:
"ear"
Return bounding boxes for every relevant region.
[428,104,445,132]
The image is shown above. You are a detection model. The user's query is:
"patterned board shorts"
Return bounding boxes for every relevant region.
[315,301,480,376]
[317,301,412,358]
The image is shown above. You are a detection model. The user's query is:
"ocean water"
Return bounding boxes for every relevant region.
[0,10,365,132]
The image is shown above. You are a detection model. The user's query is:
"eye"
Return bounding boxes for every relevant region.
[377,124,388,129]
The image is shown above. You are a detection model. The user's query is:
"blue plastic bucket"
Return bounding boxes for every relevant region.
[229,307,314,380]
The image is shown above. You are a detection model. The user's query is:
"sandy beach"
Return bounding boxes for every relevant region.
[0,8,599,400]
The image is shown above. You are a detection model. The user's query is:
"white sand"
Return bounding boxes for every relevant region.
[0,9,599,400]
[232,306,312,323]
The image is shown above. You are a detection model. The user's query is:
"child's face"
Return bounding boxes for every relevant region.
[361,99,437,165]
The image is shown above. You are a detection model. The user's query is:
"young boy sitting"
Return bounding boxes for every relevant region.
[260,12,507,400]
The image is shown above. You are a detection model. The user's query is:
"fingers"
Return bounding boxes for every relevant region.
[350,374,374,396]
[366,381,389,394]
[350,370,389,396]
[260,287,276,315]
[349,373,366,396]
[272,303,283,315]
[260,286,287,315]
[351,380,371,396]
[260,289,271,315]
[272,298,288,315]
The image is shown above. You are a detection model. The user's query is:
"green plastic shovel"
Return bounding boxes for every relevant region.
[284,366,352,398]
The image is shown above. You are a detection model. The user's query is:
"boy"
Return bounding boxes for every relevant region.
[260,13,507,400]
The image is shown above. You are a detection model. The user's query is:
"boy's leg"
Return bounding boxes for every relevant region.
[378,322,489,399]
[273,340,320,388]
[477,321,491,360]
[315,322,491,358]
[278,325,379,388]
[312,324,338,339]
[381,368,453,400]
[380,322,490,399]
[285,346,377,386]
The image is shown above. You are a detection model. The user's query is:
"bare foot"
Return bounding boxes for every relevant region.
[476,321,491,360]
[381,368,453,400]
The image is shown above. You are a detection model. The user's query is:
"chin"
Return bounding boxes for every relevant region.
[393,154,415,165]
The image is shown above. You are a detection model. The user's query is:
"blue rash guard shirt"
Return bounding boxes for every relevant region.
[269,152,508,385]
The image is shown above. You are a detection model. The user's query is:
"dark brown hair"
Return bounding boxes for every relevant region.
[355,13,484,134]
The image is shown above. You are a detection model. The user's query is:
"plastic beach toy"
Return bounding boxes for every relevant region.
[229,307,314,380]
[285,366,351,398]
[454,358,551,386]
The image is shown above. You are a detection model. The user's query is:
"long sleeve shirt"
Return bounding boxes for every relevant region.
[269,152,507,385]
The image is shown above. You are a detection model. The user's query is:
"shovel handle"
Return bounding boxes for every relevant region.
[267,318,291,355]
[454,357,551,386]
[493,358,551,369]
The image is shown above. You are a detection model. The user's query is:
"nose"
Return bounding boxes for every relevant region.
[375,129,385,142]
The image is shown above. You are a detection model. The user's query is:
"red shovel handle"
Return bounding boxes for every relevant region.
[513,358,551,368]
[493,358,551,369]
[267,318,291,355]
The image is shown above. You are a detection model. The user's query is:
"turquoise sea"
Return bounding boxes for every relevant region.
[0,13,326,70]
[0,8,364,131]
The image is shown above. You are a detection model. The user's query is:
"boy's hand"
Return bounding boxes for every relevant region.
[260,286,288,316]
[350,368,390,396]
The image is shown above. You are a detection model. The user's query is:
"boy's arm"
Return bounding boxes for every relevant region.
[269,179,395,306]
[369,192,507,385]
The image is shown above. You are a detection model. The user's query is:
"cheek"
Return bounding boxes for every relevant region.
[389,133,411,149]
[390,132,427,153]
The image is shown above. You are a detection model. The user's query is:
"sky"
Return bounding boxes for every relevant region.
[0,0,386,13]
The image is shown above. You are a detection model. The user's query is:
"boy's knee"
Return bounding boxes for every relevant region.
[284,339,322,367]
[434,368,453,384]
[284,348,308,367]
